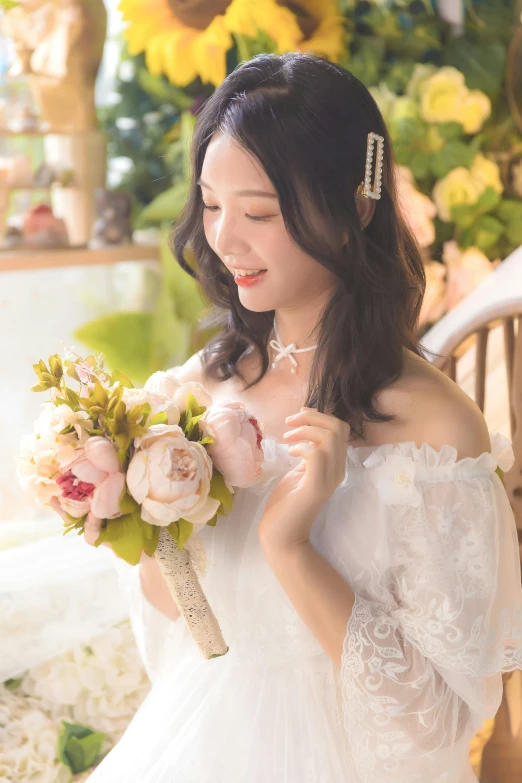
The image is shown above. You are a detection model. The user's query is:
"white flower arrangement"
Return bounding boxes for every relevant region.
[0,619,150,780]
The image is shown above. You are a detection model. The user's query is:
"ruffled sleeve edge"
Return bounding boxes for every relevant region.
[346,431,514,474]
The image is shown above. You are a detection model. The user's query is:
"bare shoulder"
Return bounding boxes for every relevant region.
[372,349,491,460]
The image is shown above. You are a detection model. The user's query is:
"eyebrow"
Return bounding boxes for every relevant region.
[197,178,277,199]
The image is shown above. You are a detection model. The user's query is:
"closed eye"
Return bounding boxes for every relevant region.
[202,204,274,222]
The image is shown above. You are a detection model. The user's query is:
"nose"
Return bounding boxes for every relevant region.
[213,213,249,260]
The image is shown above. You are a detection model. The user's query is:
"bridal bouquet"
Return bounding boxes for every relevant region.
[16,350,265,660]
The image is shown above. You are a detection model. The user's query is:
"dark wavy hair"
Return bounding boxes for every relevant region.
[172,51,435,439]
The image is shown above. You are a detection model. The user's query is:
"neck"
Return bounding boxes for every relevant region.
[273,309,321,350]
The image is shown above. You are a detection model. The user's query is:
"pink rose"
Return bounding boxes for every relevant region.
[57,436,125,520]
[442,241,499,311]
[396,165,437,249]
[199,402,264,488]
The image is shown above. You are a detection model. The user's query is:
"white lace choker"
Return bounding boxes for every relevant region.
[269,318,318,375]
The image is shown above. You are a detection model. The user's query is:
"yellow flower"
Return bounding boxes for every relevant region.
[432,167,484,222]
[295,0,345,63]
[470,153,503,194]
[223,0,303,54]
[419,66,491,134]
[420,66,467,125]
[459,90,491,133]
[120,0,233,87]
[406,63,437,101]
[119,0,345,89]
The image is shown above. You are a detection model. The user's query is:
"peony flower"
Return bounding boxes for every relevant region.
[432,166,483,222]
[121,387,180,426]
[199,401,264,488]
[126,425,220,527]
[442,240,499,311]
[144,368,182,398]
[396,165,437,248]
[57,437,125,520]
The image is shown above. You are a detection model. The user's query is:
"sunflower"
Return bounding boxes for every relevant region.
[119,0,345,89]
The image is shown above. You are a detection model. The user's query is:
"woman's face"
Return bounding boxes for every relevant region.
[199,131,338,313]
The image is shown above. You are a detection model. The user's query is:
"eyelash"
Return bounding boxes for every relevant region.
[202,204,272,222]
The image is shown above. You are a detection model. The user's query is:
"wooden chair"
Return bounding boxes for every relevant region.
[421,245,522,782]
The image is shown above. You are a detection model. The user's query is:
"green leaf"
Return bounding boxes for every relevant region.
[58,721,106,773]
[177,518,193,550]
[119,490,139,515]
[149,411,169,426]
[430,140,478,179]
[30,382,50,393]
[110,369,135,389]
[95,511,144,566]
[443,40,505,98]
[167,521,179,543]
[347,36,386,87]
[74,312,153,386]
[4,677,22,690]
[474,216,505,252]
[209,468,233,514]
[206,513,217,527]
[137,180,189,225]
[496,200,522,223]
[136,68,193,110]
[65,387,80,407]
[450,187,502,229]
[198,435,215,446]
[58,721,106,774]
[140,520,160,556]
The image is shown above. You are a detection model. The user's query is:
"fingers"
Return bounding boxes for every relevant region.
[286,408,350,439]
[283,424,338,449]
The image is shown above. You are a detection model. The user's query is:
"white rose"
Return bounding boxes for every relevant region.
[122,387,180,426]
[171,381,213,412]
[127,425,220,527]
[144,369,182,398]
[35,403,93,445]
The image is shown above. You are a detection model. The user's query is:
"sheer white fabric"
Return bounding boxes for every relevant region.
[82,430,522,783]
[0,532,129,681]
[332,434,521,782]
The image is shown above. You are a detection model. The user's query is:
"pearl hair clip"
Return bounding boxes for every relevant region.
[357,131,384,200]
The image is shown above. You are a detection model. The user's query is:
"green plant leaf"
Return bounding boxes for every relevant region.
[110,369,135,389]
[137,180,189,225]
[443,40,505,98]
[74,312,153,385]
[119,490,140,515]
[149,411,169,426]
[58,721,106,774]
[94,511,145,566]
[177,518,193,550]
[4,677,22,689]
[209,468,233,514]
[136,68,193,110]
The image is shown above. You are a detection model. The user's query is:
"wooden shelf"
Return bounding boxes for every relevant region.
[0,243,160,272]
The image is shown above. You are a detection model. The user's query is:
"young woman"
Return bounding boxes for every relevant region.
[74,53,522,781]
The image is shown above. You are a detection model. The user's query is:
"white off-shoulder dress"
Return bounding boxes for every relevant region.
[80,431,522,783]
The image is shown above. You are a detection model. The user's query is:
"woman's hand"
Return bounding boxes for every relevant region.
[258,407,350,552]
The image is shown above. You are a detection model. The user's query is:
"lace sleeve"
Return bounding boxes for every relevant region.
[336,438,522,782]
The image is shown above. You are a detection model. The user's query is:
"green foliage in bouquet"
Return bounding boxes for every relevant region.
[58,721,106,776]
[30,354,233,566]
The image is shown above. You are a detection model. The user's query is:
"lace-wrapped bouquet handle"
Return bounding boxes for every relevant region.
[16,350,265,660]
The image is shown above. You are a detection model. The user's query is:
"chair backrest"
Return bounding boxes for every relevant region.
[421,245,522,533]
